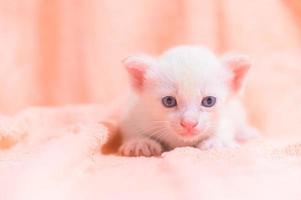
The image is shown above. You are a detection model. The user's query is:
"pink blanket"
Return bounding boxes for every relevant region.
[1,105,301,200]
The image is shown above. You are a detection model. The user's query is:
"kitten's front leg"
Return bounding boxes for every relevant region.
[118,137,163,157]
[197,136,239,150]
[197,116,240,150]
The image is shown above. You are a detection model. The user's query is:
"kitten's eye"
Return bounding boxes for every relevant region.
[162,96,177,108]
[201,96,216,107]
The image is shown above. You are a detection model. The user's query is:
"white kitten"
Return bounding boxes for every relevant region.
[119,46,259,157]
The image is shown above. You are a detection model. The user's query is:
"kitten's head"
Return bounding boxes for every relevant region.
[123,46,251,142]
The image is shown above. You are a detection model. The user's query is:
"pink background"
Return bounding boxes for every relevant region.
[0,0,300,137]
[1,2,301,199]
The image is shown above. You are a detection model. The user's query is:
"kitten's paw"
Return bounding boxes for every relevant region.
[118,138,163,157]
[197,137,239,150]
[236,126,261,142]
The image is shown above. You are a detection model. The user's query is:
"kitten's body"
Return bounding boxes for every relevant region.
[119,46,258,156]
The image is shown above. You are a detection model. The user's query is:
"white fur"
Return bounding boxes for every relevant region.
[119,46,259,156]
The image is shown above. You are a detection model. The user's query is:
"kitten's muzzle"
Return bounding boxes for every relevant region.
[180,118,198,132]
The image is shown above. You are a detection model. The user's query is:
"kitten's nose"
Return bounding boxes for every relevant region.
[180,119,198,130]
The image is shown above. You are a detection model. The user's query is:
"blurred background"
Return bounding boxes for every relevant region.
[0,0,300,137]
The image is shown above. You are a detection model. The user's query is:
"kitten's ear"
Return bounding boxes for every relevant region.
[222,54,251,93]
[122,54,156,92]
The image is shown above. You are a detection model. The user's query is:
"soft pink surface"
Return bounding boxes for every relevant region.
[0,106,301,200]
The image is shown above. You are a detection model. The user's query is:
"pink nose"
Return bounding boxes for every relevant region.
[180,119,198,130]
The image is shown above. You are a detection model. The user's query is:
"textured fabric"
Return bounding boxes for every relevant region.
[0,106,301,200]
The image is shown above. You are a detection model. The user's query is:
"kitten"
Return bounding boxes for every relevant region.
[118,46,259,157]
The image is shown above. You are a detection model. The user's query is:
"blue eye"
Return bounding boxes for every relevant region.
[162,96,177,108]
[201,96,216,107]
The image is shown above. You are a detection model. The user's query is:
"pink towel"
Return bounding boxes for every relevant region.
[1,105,301,200]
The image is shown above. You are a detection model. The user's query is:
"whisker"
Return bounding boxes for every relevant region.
[148,127,169,138]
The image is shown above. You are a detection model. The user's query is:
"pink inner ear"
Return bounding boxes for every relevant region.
[123,54,155,92]
[225,56,251,92]
[231,64,249,91]
[126,64,146,91]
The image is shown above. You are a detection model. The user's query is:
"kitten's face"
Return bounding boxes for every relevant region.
[125,46,250,141]
[140,52,230,141]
